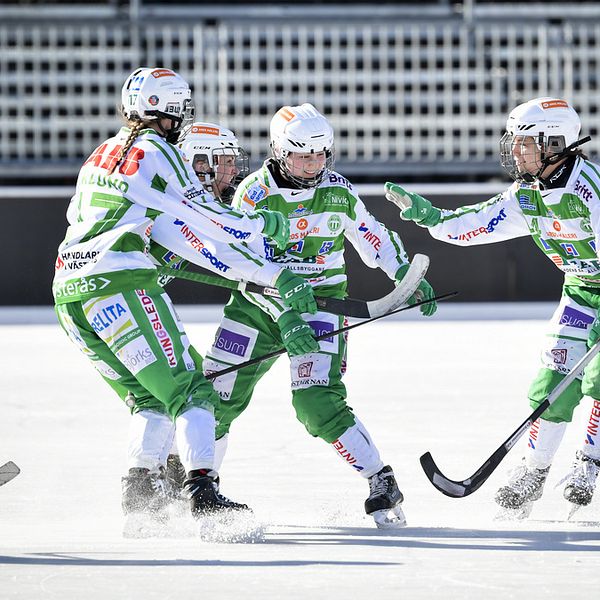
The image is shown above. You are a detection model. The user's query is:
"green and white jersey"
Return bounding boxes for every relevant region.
[231,160,410,319]
[428,157,600,287]
[53,127,267,304]
[148,214,282,288]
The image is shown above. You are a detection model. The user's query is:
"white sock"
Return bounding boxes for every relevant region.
[331,419,384,479]
[175,407,216,474]
[127,410,174,471]
[213,435,229,473]
[526,418,567,470]
[581,398,600,460]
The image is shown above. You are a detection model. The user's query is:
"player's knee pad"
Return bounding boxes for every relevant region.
[528,367,583,423]
[292,386,355,442]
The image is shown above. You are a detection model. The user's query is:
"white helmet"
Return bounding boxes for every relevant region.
[270,103,335,188]
[179,122,249,201]
[499,97,586,183]
[121,67,194,144]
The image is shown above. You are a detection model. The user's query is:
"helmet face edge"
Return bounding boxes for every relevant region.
[500,97,582,183]
[270,103,335,188]
[178,122,249,201]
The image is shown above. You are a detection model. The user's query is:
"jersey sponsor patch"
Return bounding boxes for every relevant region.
[290,353,331,389]
[308,319,335,343]
[358,222,382,251]
[558,306,594,330]
[213,327,251,358]
[518,194,536,211]
[116,336,157,375]
[575,179,594,202]
[136,291,178,368]
[242,182,268,207]
[83,293,138,345]
[327,214,342,233]
[560,242,579,257]
[448,209,507,241]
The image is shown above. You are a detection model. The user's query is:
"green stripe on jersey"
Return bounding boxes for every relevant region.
[80,192,133,244]
[148,139,187,187]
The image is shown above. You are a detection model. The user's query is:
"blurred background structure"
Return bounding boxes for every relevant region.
[2,0,598,305]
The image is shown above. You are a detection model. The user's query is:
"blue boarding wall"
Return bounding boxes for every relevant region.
[3,190,562,306]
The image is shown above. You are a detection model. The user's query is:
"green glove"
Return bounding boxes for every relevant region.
[385,182,441,227]
[277,310,319,356]
[395,264,437,317]
[256,209,290,250]
[274,269,317,314]
[588,315,600,348]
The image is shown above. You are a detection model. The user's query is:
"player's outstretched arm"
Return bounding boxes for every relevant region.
[385,182,441,227]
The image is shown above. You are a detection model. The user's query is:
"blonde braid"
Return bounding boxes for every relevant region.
[108,119,146,175]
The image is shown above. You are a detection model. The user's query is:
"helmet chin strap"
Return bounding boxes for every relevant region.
[155,117,183,144]
[529,135,591,182]
[195,169,218,198]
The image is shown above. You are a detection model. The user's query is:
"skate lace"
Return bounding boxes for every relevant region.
[368,472,390,497]
[506,463,546,495]
[149,471,168,495]
[556,452,600,490]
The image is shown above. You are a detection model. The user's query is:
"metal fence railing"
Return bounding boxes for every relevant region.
[1,11,599,180]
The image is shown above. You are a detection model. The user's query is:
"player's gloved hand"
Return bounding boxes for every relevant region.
[395,264,437,317]
[385,182,441,227]
[256,209,290,250]
[274,269,317,314]
[588,315,600,347]
[277,310,319,356]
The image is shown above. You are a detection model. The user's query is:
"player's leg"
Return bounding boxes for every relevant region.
[289,312,405,528]
[495,289,593,514]
[202,300,279,511]
[563,355,600,506]
[55,303,174,516]
[63,290,247,516]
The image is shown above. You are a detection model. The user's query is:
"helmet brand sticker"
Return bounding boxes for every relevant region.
[541,100,569,110]
[151,69,176,78]
[191,125,220,136]
[278,107,296,122]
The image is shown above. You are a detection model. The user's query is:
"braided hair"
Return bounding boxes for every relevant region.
[107,118,147,175]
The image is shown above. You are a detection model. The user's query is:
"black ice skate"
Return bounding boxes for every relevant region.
[365,465,406,529]
[563,451,600,507]
[494,462,549,519]
[184,469,250,518]
[121,466,171,516]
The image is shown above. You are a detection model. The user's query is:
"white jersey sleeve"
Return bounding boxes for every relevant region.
[130,135,267,245]
[428,184,530,246]
[151,214,282,287]
[345,194,410,280]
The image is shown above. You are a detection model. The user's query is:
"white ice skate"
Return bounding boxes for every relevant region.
[494,460,549,520]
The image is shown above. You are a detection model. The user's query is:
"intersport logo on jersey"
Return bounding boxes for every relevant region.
[448,209,507,241]
[173,219,230,272]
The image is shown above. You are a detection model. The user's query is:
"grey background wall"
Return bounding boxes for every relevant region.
[3,191,561,306]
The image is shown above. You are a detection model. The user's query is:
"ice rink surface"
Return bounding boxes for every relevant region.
[1,307,599,599]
